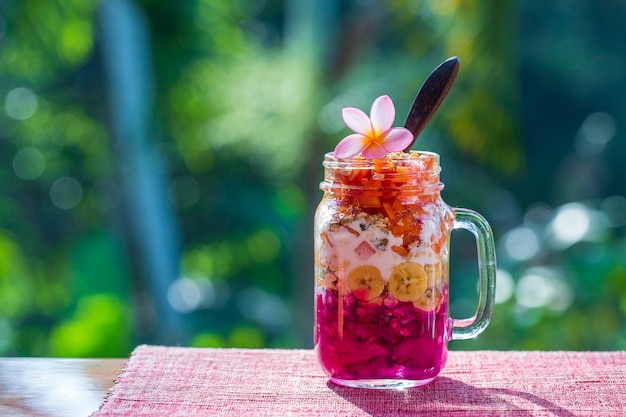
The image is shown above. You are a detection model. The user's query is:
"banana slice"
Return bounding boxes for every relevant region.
[387,262,428,302]
[424,261,443,282]
[346,265,384,301]
[413,287,443,312]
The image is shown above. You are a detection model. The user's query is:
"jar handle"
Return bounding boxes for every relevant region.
[450,208,497,340]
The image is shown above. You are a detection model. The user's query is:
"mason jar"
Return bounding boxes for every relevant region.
[314,151,496,389]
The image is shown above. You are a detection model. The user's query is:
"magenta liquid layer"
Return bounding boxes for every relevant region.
[315,289,449,381]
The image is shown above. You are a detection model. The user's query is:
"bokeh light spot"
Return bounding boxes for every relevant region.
[238,287,290,331]
[5,87,38,120]
[318,100,346,134]
[49,295,128,357]
[167,278,202,313]
[503,227,540,261]
[59,20,93,65]
[575,112,615,156]
[495,269,514,304]
[181,247,214,277]
[549,203,590,248]
[523,203,553,227]
[515,267,574,312]
[247,229,281,263]
[516,273,551,309]
[428,0,460,16]
[228,325,265,348]
[274,185,307,219]
[167,277,216,313]
[50,176,83,209]
[12,147,46,180]
[600,195,626,228]
[191,332,227,348]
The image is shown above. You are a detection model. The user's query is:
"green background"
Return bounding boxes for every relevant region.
[0,0,624,357]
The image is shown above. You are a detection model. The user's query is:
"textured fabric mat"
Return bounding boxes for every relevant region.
[91,345,626,417]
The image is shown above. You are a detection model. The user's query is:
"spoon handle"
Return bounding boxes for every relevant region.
[403,56,460,151]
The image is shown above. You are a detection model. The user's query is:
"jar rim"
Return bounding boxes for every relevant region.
[321,150,443,193]
[322,151,440,169]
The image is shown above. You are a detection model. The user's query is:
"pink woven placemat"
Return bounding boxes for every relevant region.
[91,345,626,417]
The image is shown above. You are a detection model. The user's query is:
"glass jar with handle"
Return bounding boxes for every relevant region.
[314,151,496,389]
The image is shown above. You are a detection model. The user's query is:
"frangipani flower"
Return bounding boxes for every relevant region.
[333,95,414,159]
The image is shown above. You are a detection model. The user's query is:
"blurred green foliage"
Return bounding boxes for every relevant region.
[0,0,624,357]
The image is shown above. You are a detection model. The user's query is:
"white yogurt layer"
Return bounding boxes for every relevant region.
[320,215,441,283]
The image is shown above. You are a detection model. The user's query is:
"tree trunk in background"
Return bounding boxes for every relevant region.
[99,0,189,345]
[284,0,338,347]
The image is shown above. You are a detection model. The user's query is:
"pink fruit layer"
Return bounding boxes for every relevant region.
[315,289,449,381]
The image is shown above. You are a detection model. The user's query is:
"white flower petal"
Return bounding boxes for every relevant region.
[342,107,372,135]
[334,133,368,158]
[370,95,395,134]
[381,128,414,152]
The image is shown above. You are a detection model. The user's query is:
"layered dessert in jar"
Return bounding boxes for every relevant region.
[314,151,454,386]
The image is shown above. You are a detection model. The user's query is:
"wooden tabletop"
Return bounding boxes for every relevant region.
[0,358,125,417]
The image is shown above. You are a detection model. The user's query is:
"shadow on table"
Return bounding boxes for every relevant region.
[328,377,577,417]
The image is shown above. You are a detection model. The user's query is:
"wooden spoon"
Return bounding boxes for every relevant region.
[403,56,460,151]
